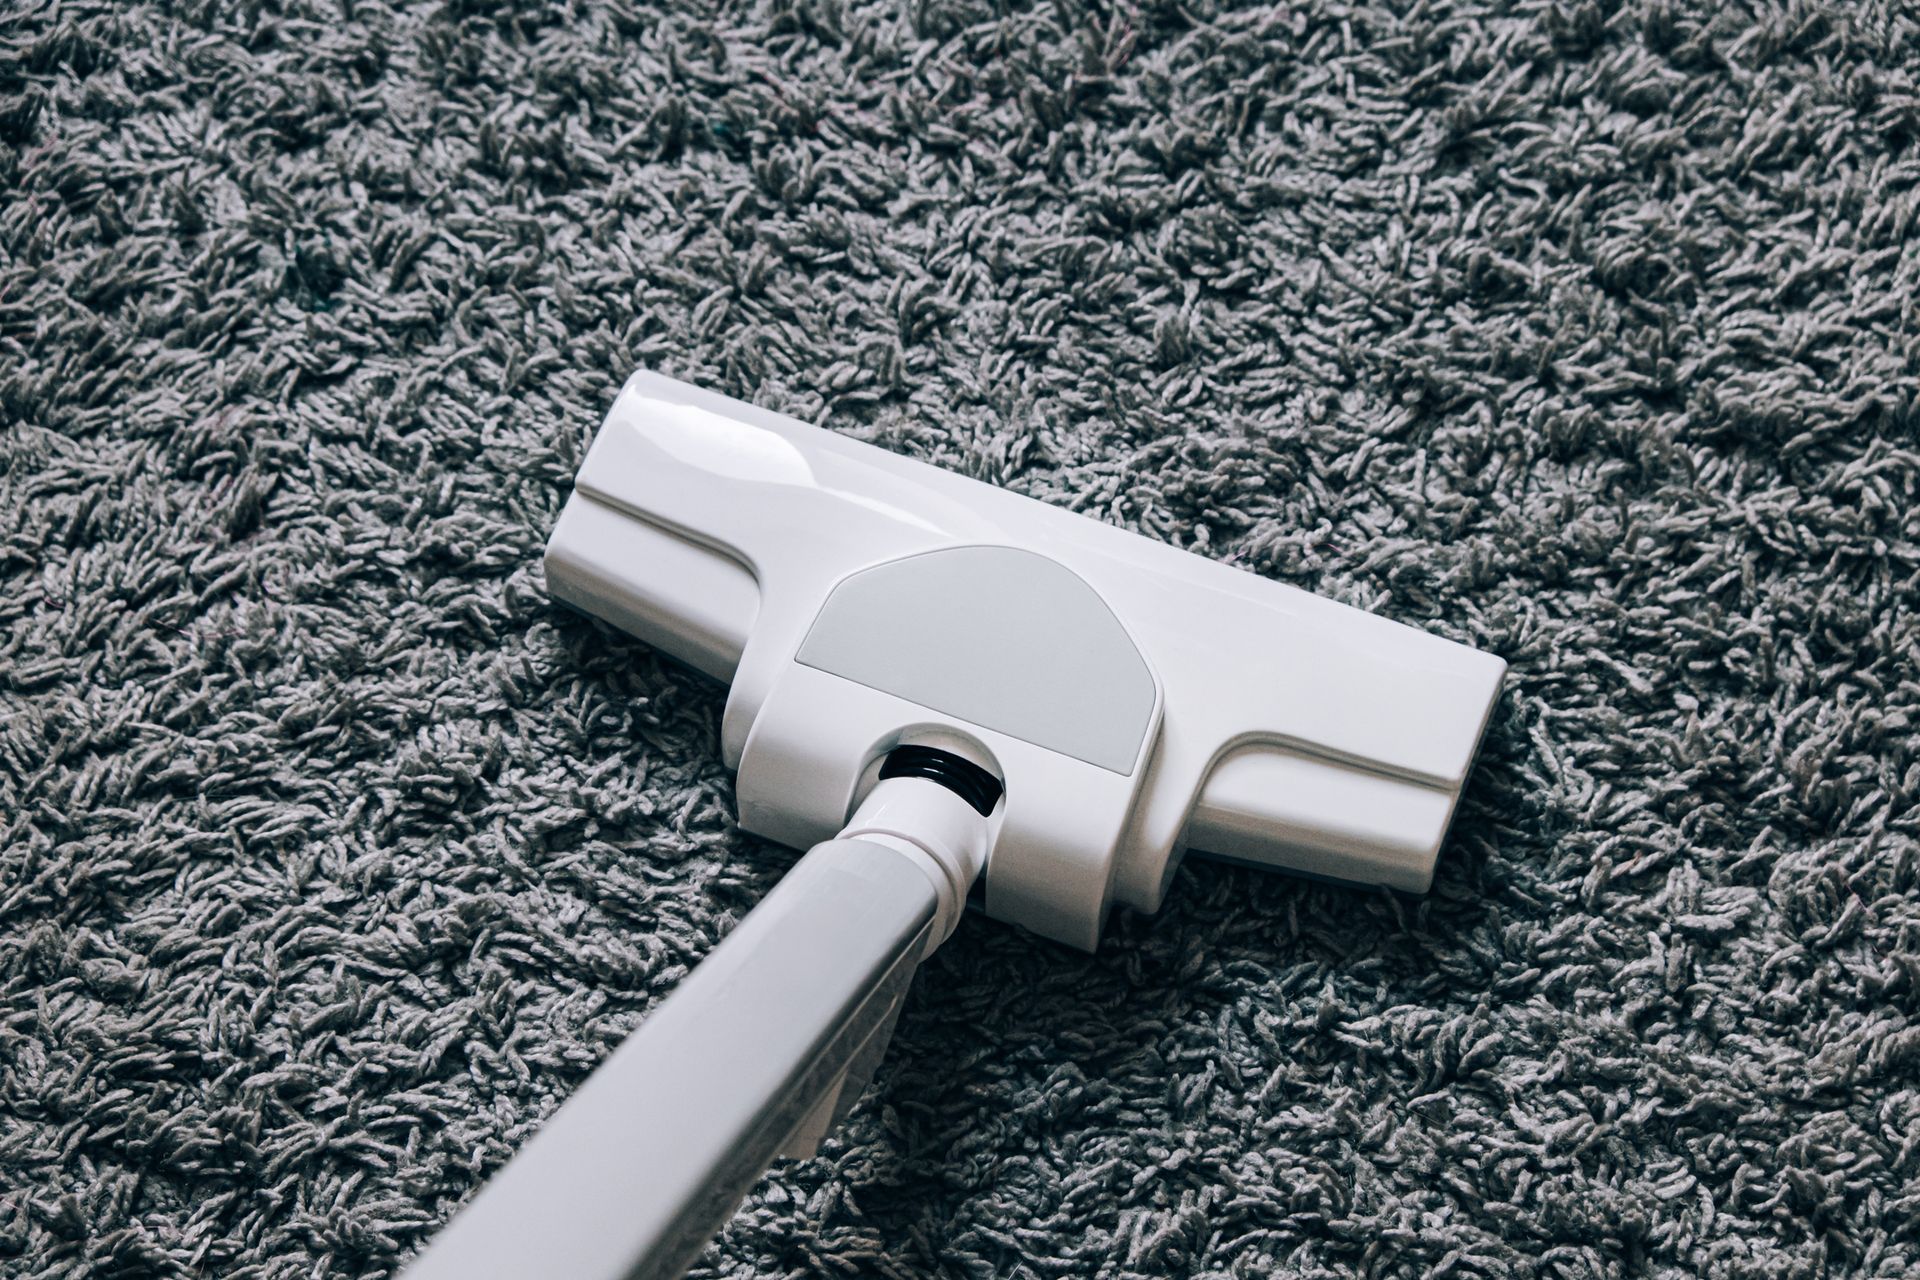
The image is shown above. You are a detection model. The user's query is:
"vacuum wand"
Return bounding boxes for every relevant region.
[404,760,994,1280]
[404,370,1507,1277]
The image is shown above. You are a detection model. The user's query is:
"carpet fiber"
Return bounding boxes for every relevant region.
[4,1,1919,1276]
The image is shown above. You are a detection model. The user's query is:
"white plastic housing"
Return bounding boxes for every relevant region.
[546,372,1506,950]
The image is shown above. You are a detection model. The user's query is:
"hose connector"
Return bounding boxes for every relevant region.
[839,745,999,953]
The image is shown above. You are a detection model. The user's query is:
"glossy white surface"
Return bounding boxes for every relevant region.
[545,371,1507,945]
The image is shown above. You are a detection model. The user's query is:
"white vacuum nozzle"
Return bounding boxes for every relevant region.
[405,371,1507,1280]
[545,370,1506,948]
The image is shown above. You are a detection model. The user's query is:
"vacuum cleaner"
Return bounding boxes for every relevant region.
[403,371,1506,1279]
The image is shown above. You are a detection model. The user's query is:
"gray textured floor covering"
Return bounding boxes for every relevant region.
[4,1,1920,1276]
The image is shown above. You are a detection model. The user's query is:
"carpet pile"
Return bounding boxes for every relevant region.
[3,1,1918,1276]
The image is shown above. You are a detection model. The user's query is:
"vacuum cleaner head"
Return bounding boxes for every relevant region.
[545,371,1506,950]
[405,372,1508,1280]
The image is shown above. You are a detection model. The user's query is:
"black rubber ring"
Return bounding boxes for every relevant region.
[878,745,1003,816]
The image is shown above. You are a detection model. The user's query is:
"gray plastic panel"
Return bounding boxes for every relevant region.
[795,546,1156,775]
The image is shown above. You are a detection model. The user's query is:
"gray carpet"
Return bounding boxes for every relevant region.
[3,0,1918,1276]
